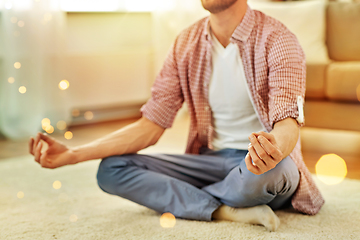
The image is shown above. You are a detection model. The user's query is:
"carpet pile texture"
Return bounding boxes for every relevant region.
[1,155,359,239]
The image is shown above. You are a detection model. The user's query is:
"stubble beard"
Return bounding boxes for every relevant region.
[201,0,238,14]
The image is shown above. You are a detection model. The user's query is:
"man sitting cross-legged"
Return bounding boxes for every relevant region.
[29,0,324,231]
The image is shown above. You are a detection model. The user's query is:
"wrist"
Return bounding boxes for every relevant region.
[70,140,101,164]
[70,146,88,164]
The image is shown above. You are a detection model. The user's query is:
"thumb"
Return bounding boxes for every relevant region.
[40,152,54,169]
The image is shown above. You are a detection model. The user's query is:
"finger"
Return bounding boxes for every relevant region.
[34,141,42,163]
[247,144,267,172]
[39,133,56,145]
[256,131,277,145]
[245,152,261,175]
[40,140,49,154]
[257,135,282,160]
[248,134,272,163]
[33,135,38,155]
[29,137,34,155]
[33,132,42,151]
[40,152,50,168]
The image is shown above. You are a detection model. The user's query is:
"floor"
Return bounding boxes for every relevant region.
[1,114,359,180]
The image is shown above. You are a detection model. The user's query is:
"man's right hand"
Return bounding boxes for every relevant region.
[29,117,165,169]
[29,133,76,169]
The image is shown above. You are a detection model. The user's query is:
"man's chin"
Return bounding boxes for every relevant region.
[201,0,238,14]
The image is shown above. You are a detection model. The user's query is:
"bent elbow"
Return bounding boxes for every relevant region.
[149,129,165,146]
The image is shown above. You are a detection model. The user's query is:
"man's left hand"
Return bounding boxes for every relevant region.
[245,131,283,175]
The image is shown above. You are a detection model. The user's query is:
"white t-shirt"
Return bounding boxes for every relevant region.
[209,32,265,150]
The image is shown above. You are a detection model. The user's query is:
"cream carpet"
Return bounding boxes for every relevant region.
[1,154,360,240]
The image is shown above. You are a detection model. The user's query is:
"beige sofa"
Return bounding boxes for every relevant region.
[305,2,360,132]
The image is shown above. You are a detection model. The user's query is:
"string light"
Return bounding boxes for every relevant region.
[14,62,21,69]
[57,120,67,130]
[17,191,24,199]
[160,212,176,228]
[59,80,69,90]
[64,131,73,140]
[8,77,15,84]
[53,181,62,189]
[84,111,94,120]
[19,86,27,94]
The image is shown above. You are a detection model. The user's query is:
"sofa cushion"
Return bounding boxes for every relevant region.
[248,0,329,64]
[326,62,360,102]
[304,101,360,131]
[305,63,327,99]
[327,2,360,61]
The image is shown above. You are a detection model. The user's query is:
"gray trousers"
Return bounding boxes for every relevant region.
[96,148,300,221]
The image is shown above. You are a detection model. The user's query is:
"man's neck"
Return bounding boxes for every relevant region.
[209,1,247,47]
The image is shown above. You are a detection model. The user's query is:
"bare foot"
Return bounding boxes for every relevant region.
[212,205,280,231]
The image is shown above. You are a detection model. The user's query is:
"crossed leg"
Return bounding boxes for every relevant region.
[96,148,299,231]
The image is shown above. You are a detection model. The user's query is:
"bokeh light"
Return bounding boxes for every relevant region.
[8,77,15,84]
[45,125,55,134]
[17,21,25,27]
[53,181,62,190]
[59,80,69,90]
[159,212,176,228]
[17,191,24,199]
[14,62,21,69]
[57,120,67,130]
[19,86,27,94]
[64,131,73,140]
[356,84,360,102]
[315,154,347,185]
[5,2,12,10]
[11,17,17,23]
[84,111,94,120]
[42,118,51,130]
[72,109,80,117]
[69,214,78,222]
